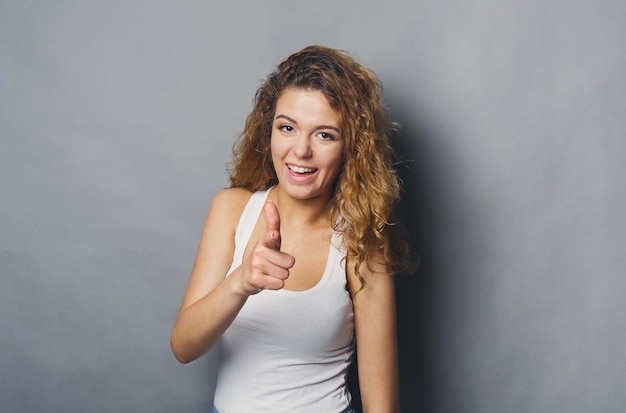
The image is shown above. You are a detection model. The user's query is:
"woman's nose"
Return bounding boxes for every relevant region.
[293,135,312,158]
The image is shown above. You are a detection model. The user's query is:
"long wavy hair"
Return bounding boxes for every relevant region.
[229,45,412,287]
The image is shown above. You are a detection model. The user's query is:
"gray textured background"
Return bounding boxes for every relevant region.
[2,1,625,412]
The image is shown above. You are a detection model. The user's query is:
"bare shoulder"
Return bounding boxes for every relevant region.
[208,187,254,223]
[212,186,254,206]
[346,251,393,300]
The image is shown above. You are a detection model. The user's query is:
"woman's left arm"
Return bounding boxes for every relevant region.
[348,255,400,413]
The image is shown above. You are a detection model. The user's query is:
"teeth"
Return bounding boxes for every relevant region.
[288,164,315,173]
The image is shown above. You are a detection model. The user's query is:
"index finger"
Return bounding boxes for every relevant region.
[263,201,281,250]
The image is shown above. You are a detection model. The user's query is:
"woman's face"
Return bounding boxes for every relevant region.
[270,88,344,202]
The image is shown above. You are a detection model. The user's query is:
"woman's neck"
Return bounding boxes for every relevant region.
[270,186,333,230]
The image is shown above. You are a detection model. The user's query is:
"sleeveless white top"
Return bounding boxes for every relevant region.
[213,188,355,413]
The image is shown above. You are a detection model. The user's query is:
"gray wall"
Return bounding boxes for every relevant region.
[1,1,624,412]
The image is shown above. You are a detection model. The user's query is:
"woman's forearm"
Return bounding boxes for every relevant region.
[170,271,248,364]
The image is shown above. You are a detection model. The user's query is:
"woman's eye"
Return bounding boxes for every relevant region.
[280,125,294,132]
[318,132,335,140]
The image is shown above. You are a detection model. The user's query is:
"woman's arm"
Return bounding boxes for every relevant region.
[348,255,400,413]
[170,189,293,364]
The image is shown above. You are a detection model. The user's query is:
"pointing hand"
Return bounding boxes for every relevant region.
[239,201,294,295]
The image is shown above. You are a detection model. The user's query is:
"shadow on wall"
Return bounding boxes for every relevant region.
[347,102,442,412]
[392,110,439,413]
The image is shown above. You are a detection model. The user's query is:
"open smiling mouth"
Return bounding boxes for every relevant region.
[287,164,317,174]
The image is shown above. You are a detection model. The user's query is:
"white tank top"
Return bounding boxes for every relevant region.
[213,188,355,413]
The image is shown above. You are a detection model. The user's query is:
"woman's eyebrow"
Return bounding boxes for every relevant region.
[275,114,298,124]
[275,114,341,134]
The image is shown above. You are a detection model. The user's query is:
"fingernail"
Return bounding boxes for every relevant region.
[270,232,276,240]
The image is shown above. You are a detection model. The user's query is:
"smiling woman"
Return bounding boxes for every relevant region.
[271,88,344,203]
[170,45,413,413]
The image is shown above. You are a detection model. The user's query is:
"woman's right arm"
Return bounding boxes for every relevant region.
[170,189,293,364]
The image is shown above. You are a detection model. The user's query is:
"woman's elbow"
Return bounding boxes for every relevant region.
[170,332,194,364]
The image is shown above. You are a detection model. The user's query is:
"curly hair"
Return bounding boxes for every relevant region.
[229,45,412,287]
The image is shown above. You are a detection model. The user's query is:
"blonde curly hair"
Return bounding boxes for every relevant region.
[229,45,412,287]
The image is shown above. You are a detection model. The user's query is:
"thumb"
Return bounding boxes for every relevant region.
[263,201,281,250]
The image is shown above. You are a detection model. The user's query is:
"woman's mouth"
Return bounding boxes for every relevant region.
[287,164,317,174]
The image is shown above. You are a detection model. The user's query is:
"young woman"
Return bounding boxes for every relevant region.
[171,45,411,413]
